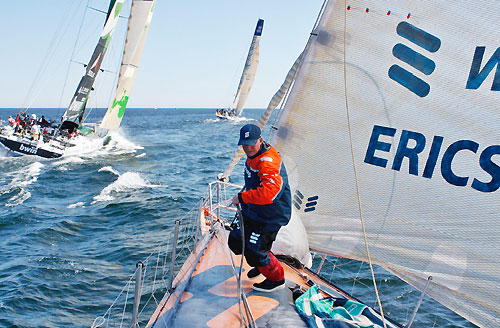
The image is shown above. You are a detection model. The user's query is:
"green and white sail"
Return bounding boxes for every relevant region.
[230,19,263,116]
[61,0,125,124]
[100,0,156,131]
[270,1,500,327]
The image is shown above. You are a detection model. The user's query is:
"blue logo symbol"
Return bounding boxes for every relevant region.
[466,47,500,91]
[292,190,303,210]
[304,196,318,212]
[389,22,441,97]
[293,190,318,212]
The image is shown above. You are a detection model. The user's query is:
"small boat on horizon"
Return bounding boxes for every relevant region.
[216,19,263,121]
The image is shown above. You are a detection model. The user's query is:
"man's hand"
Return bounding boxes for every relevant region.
[231,194,240,206]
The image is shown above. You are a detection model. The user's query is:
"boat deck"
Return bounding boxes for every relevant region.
[147,225,356,328]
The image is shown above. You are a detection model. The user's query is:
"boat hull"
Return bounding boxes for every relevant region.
[0,135,63,158]
[215,112,238,120]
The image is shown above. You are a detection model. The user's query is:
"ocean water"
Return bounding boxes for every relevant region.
[0,108,476,327]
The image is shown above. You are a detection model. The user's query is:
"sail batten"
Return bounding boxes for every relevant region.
[270,1,500,326]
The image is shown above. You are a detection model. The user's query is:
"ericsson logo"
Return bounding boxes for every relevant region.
[292,189,318,212]
[389,22,441,97]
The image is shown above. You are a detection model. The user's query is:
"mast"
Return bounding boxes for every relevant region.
[60,0,125,126]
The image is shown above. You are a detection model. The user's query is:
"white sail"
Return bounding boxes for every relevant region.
[100,0,156,131]
[270,1,500,327]
[230,19,263,116]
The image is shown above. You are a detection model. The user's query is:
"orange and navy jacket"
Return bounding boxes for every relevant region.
[238,142,291,230]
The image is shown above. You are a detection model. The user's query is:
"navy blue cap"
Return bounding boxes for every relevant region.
[238,124,261,145]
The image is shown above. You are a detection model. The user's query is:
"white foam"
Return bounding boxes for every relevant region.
[98,166,120,176]
[106,131,143,152]
[92,171,164,203]
[4,161,44,189]
[229,116,255,123]
[64,135,105,157]
[27,161,44,174]
[206,116,255,123]
[6,189,31,207]
[3,162,44,206]
[68,202,85,208]
[54,156,85,165]
[62,130,143,159]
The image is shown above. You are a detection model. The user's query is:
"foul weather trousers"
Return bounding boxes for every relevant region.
[228,216,284,281]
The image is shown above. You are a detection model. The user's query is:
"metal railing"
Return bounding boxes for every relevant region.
[90,208,199,328]
[90,181,243,328]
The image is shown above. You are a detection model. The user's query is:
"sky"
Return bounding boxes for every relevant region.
[0,0,325,110]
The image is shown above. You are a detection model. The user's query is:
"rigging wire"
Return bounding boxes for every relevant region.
[341,1,388,327]
[21,0,81,113]
[268,0,327,142]
[57,0,93,115]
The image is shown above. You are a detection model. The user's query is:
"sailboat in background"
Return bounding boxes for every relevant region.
[216,19,263,120]
[93,0,498,327]
[0,0,155,158]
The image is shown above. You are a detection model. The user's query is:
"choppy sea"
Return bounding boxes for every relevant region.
[0,108,476,327]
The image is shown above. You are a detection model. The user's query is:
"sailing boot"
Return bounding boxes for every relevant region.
[253,253,285,292]
[247,267,261,279]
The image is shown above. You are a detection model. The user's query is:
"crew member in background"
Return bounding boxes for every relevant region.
[31,113,37,126]
[8,116,15,127]
[15,112,22,133]
[229,123,292,292]
[30,123,40,140]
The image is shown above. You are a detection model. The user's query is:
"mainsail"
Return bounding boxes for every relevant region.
[270,1,500,327]
[230,18,263,116]
[100,0,156,131]
[61,0,125,124]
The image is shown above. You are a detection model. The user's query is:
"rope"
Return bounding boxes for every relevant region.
[215,223,255,328]
[236,206,248,328]
[341,1,387,327]
[214,204,257,328]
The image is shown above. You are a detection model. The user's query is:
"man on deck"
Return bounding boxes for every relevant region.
[229,123,292,292]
